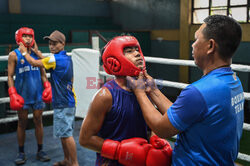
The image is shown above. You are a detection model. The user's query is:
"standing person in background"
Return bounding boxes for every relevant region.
[20,30,79,166]
[127,15,244,165]
[79,35,172,166]
[8,27,52,165]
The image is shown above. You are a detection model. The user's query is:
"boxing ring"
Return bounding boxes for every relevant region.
[0,50,250,163]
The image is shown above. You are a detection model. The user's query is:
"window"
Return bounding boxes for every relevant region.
[192,0,249,24]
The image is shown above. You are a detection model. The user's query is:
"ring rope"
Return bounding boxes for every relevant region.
[0,56,8,61]
[0,73,50,83]
[0,76,8,82]
[155,79,250,100]
[0,97,9,104]
[0,52,72,62]
[1,54,250,72]
[0,110,53,124]
[238,153,250,162]
[145,57,250,73]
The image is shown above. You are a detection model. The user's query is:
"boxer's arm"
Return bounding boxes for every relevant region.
[7,52,24,110]
[7,51,17,87]
[79,87,112,153]
[40,67,48,83]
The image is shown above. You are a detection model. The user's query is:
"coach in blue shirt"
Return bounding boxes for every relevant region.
[128,15,244,166]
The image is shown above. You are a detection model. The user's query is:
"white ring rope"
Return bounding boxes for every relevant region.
[0,76,8,82]
[0,97,9,104]
[0,110,53,124]
[145,57,250,73]
[0,52,72,62]
[155,79,250,100]
[243,123,250,131]
[238,153,250,162]
[0,73,50,83]
[0,56,8,61]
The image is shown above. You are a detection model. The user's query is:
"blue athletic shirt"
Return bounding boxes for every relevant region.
[14,49,43,104]
[41,51,75,109]
[96,79,148,166]
[167,67,244,166]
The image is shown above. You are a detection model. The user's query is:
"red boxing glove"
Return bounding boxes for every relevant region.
[146,135,172,166]
[101,138,152,166]
[8,87,24,111]
[42,81,52,103]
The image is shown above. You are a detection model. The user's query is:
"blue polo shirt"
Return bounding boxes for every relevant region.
[168,67,244,165]
[42,50,75,108]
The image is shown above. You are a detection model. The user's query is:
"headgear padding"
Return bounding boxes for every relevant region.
[102,36,146,76]
[15,27,35,47]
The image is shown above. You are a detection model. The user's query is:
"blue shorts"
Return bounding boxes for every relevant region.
[53,107,76,138]
[23,101,45,110]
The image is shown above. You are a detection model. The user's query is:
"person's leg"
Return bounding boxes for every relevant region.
[52,133,70,165]
[33,109,43,146]
[32,102,46,148]
[53,109,70,166]
[62,136,78,166]
[15,109,28,164]
[33,102,50,162]
[54,138,70,166]
[17,109,28,150]
[53,107,78,166]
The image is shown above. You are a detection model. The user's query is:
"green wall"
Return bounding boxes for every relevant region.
[111,0,180,30]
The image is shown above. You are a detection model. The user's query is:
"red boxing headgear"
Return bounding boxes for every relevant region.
[15,27,35,47]
[102,36,146,76]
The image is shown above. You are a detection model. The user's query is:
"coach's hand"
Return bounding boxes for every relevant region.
[127,72,146,94]
[143,70,158,94]
[31,40,39,54]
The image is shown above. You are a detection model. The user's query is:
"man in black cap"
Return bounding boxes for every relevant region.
[19,30,79,166]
